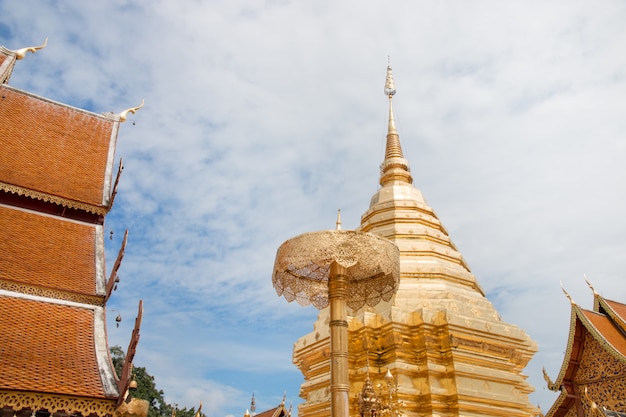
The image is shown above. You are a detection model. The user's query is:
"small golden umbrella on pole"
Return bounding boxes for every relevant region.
[272,215,400,417]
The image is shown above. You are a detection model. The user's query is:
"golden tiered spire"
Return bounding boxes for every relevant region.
[380,62,412,186]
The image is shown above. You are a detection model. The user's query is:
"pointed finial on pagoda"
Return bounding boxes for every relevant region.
[282,391,287,405]
[336,209,342,230]
[118,99,145,122]
[384,60,397,136]
[11,37,48,60]
[250,393,256,414]
[380,59,412,186]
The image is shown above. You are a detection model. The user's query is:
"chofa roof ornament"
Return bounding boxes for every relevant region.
[9,38,48,60]
[118,99,145,122]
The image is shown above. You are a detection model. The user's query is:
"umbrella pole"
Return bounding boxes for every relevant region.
[329,261,349,417]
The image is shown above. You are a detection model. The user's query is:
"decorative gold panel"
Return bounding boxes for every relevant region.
[0,390,116,417]
[576,333,626,383]
[575,333,626,411]
[0,280,103,306]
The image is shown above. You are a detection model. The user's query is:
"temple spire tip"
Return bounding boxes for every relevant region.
[379,59,412,185]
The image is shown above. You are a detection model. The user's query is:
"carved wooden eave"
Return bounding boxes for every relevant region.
[117,300,143,407]
[0,390,117,417]
[0,181,109,215]
[106,229,128,301]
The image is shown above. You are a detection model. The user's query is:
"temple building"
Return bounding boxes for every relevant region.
[243,395,292,417]
[543,283,626,417]
[0,40,146,417]
[292,66,538,416]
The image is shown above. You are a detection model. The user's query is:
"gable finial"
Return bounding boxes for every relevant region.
[11,37,48,60]
[584,274,598,296]
[560,281,576,305]
[118,99,144,122]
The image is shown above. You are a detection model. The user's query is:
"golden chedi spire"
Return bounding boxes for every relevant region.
[380,62,412,186]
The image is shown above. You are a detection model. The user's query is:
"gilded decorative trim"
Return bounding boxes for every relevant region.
[598,296,626,333]
[550,305,579,390]
[0,390,116,417]
[0,46,17,57]
[544,387,568,417]
[0,279,104,306]
[0,182,108,215]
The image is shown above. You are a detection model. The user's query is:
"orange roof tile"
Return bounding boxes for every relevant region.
[581,309,626,357]
[605,299,626,323]
[0,295,113,398]
[0,85,116,207]
[255,407,280,417]
[0,205,98,296]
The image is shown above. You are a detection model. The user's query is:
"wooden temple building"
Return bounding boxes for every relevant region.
[542,283,626,417]
[292,66,538,417]
[0,40,146,417]
[243,395,292,417]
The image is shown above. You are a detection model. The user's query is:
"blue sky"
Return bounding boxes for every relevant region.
[2,1,626,416]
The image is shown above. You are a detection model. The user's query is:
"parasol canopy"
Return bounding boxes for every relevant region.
[272,229,400,310]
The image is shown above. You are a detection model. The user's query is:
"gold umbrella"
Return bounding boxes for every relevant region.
[272,228,400,417]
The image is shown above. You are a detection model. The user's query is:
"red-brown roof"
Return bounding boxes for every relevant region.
[254,404,289,417]
[0,295,114,398]
[581,309,626,357]
[0,205,99,296]
[604,299,626,325]
[0,85,116,208]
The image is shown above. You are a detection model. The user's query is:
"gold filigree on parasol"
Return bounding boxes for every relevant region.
[272,229,400,311]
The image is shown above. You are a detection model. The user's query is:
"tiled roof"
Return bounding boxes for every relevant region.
[255,407,280,417]
[605,299,626,323]
[0,295,111,398]
[0,85,115,207]
[582,309,626,357]
[0,205,98,296]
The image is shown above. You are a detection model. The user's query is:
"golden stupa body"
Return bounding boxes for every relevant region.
[292,66,538,417]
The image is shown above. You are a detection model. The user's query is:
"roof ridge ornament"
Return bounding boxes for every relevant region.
[584,274,599,296]
[560,281,576,306]
[10,37,48,60]
[118,99,145,122]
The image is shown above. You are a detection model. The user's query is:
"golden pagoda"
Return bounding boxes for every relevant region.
[0,40,146,417]
[292,65,538,417]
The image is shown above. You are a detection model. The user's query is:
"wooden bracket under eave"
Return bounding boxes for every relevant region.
[108,158,124,212]
[117,299,143,407]
[106,229,128,302]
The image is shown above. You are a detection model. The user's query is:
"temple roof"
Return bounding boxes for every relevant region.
[0,294,118,399]
[0,205,101,299]
[253,403,290,417]
[0,84,119,212]
[545,288,626,417]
